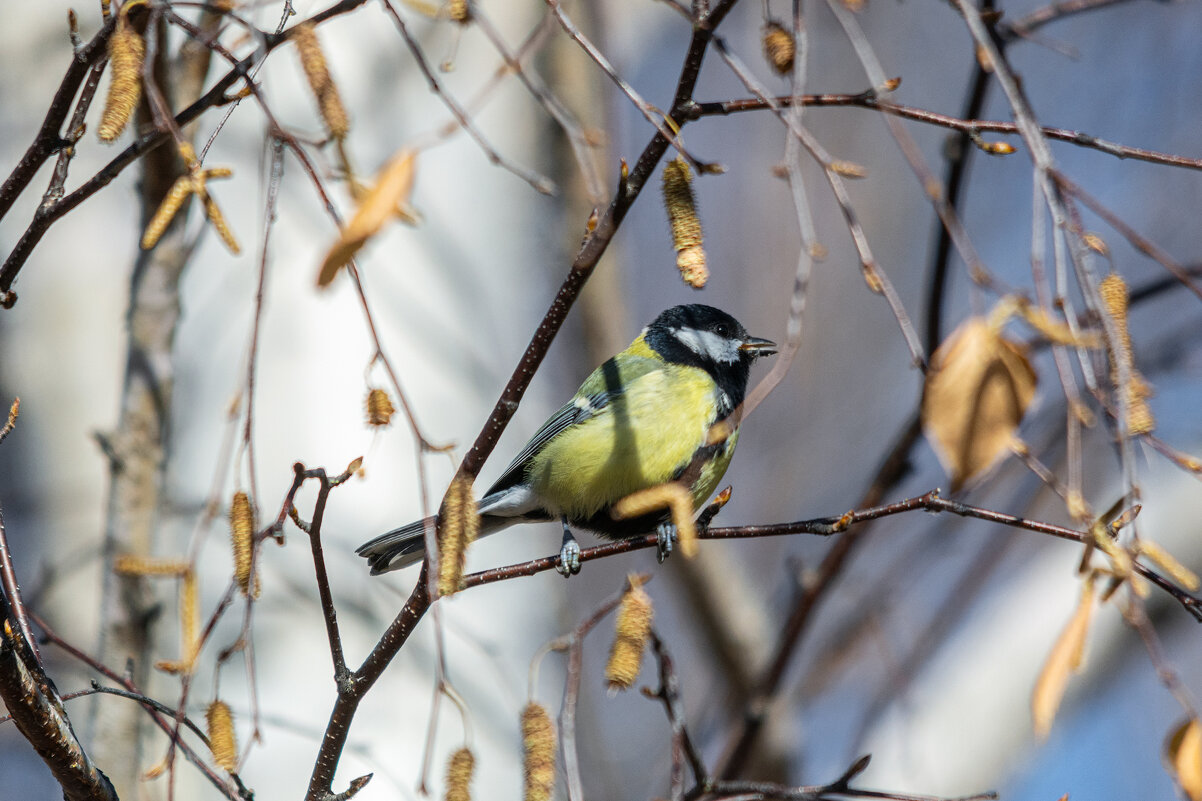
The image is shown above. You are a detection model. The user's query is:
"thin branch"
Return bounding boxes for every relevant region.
[470,5,605,203]
[31,612,249,800]
[380,0,555,195]
[686,92,1202,172]
[824,0,995,356]
[0,0,380,302]
[304,467,350,680]
[999,0,1137,41]
[1054,172,1202,303]
[0,13,116,222]
[648,631,709,799]
[553,579,644,801]
[544,0,708,173]
[705,37,927,369]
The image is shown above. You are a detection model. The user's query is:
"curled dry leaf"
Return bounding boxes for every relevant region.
[1138,538,1201,591]
[318,149,417,287]
[1165,717,1202,801]
[612,482,698,558]
[1031,578,1095,739]
[921,317,1037,491]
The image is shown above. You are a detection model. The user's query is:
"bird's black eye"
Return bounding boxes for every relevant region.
[715,323,729,337]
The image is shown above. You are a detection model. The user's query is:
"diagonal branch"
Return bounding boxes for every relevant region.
[0,608,118,801]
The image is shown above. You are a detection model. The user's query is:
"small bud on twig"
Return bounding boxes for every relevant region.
[829,160,868,178]
[976,140,1016,155]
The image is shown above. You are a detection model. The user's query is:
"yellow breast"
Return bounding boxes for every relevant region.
[524,363,737,520]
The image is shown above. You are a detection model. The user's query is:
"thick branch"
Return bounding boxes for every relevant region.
[0,617,117,801]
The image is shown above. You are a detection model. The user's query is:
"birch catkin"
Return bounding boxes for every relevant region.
[98,13,144,142]
[291,23,350,139]
[521,703,556,801]
[662,158,708,288]
[605,577,654,691]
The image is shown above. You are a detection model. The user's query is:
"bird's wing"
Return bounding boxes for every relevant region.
[484,394,613,496]
[484,354,664,496]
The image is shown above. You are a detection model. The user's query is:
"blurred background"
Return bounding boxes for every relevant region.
[1,0,1200,799]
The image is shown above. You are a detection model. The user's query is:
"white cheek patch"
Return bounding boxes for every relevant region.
[673,327,741,363]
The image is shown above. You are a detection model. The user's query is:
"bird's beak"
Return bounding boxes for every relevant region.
[739,337,778,357]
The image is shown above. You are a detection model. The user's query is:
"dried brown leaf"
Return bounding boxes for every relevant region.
[922,318,1037,490]
[1139,539,1201,591]
[612,483,698,558]
[1165,717,1202,801]
[318,150,417,287]
[1031,579,1095,739]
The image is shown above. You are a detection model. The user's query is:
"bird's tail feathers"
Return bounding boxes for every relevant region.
[356,516,435,575]
[357,485,548,575]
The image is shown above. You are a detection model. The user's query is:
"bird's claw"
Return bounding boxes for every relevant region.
[656,522,676,564]
[557,537,582,577]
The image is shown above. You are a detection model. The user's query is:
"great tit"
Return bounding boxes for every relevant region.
[357,304,776,576]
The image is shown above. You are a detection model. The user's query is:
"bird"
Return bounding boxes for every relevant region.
[357,304,777,576]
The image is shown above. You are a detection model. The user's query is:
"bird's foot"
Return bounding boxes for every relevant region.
[557,523,582,577]
[655,522,677,564]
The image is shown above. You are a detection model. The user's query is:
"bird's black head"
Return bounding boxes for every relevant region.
[644,304,777,415]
